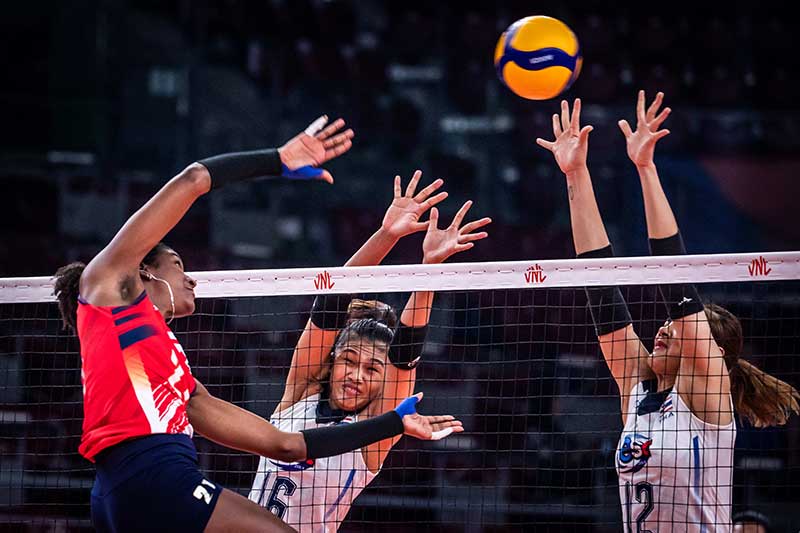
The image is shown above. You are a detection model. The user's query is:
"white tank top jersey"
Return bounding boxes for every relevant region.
[616,380,736,533]
[249,394,378,532]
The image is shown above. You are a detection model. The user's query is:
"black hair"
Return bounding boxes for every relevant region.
[53,262,87,333]
[53,242,172,333]
[345,299,398,329]
[141,242,174,270]
[732,509,771,532]
[333,318,395,354]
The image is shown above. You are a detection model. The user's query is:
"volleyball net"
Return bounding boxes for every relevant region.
[1,252,799,532]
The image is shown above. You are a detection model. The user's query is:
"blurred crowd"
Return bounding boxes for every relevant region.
[2,0,800,278]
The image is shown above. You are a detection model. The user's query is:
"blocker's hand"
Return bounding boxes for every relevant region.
[535,98,593,175]
[278,115,355,184]
[618,90,671,168]
[396,393,464,441]
[422,201,491,265]
[381,170,449,239]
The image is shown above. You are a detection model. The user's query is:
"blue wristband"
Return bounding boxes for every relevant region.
[281,163,323,180]
[393,396,419,418]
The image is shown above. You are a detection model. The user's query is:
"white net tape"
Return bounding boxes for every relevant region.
[1,251,797,303]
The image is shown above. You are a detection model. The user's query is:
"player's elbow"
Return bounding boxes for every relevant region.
[270,433,307,462]
[179,163,212,196]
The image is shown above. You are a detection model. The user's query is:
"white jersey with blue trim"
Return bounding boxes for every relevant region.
[616,381,736,532]
[248,394,378,532]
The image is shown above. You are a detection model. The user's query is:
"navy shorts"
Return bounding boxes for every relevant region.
[91,434,223,533]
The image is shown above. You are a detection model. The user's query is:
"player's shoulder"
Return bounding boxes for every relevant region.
[272,392,321,421]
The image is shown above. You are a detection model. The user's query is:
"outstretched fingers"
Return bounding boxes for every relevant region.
[422,191,449,210]
[579,125,594,143]
[426,207,439,233]
[321,128,354,149]
[304,115,329,136]
[314,117,345,140]
[560,99,571,133]
[652,106,672,130]
[570,98,582,134]
[428,415,464,432]
[393,175,402,198]
[322,138,353,162]
[459,231,489,243]
[536,137,555,151]
[552,112,562,138]
[450,200,473,229]
[426,415,460,425]
[404,170,423,197]
[413,177,444,203]
[459,217,492,235]
[618,119,633,138]
[653,129,671,140]
[636,89,647,124]
[646,91,664,122]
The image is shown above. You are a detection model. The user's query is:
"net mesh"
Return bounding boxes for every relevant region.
[1,254,799,532]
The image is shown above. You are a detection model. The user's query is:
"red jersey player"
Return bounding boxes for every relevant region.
[53,116,463,533]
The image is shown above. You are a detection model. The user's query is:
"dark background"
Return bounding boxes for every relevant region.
[2,0,800,277]
[1,1,799,531]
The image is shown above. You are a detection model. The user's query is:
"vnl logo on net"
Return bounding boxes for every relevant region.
[314,270,335,290]
[748,256,771,277]
[524,264,547,284]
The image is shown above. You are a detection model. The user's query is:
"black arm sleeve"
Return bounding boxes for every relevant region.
[649,232,704,319]
[300,411,403,459]
[198,148,283,190]
[388,324,427,370]
[577,245,633,336]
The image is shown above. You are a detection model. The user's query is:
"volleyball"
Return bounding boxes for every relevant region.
[494,16,582,100]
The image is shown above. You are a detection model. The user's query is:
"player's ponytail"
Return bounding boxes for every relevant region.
[53,262,86,333]
[705,304,800,428]
[346,299,398,329]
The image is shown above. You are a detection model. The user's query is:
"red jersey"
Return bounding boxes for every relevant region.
[77,291,196,461]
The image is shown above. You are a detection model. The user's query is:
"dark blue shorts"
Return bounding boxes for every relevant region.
[90,434,223,533]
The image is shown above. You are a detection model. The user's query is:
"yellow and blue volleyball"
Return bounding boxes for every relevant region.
[494,16,582,100]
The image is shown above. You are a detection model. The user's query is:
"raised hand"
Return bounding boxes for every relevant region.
[381,170,449,239]
[618,90,671,168]
[422,201,491,264]
[536,98,594,175]
[399,393,464,441]
[278,115,355,183]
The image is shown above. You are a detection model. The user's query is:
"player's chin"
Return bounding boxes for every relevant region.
[648,352,673,376]
[175,298,196,318]
[333,394,370,413]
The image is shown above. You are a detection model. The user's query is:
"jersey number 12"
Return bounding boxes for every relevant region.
[625,481,654,533]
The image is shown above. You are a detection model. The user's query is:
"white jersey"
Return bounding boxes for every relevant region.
[616,380,736,533]
[248,394,378,532]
